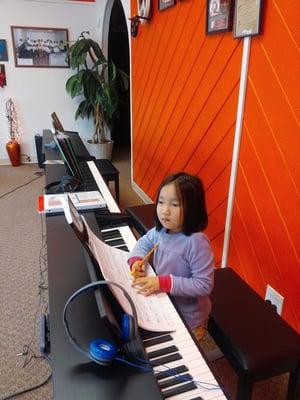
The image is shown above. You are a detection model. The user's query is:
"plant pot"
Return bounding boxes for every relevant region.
[6,139,21,166]
[86,140,114,160]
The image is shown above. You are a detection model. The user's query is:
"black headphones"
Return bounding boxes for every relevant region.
[45,175,81,194]
[63,280,145,366]
[63,282,222,390]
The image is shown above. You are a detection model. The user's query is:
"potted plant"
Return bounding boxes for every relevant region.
[66,31,128,159]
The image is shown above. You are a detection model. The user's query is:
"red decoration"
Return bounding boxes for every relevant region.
[0,64,6,87]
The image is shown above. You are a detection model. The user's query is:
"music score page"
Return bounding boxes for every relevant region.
[85,222,174,332]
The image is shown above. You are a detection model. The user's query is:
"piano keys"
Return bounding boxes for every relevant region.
[86,160,227,400]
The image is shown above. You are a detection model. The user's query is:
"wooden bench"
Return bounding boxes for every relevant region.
[209,267,300,400]
[125,203,300,400]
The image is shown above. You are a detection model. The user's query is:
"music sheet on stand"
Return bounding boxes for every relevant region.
[85,223,174,332]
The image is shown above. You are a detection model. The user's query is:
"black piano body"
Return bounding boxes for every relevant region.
[43,129,163,400]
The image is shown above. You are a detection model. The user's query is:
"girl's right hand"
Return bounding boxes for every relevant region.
[130,260,146,279]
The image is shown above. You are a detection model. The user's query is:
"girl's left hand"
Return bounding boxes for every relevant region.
[132,276,159,296]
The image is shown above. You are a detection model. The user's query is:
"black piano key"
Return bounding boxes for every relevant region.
[162,382,197,399]
[158,373,192,389]
[105,238,125,246]
[189,397,204,400]
[101,230,121,239]
[142,330,171,340]
[118,245,129,251]
[155,365,188,380]
[147,345,178,360]
[143,334,173,347]
[94,208,110,215]
[150,352,182,365]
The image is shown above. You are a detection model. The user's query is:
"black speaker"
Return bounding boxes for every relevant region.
[35,134,45,169]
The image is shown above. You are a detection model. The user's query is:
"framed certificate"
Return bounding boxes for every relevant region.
[158,0,176,12]
[233,0,263,38]
[206,0,233,35]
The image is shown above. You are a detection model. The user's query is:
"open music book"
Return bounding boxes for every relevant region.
[61,195,174,332]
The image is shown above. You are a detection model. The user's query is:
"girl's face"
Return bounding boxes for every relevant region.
[157,182,183,233]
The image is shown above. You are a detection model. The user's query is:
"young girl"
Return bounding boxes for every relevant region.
[128,172,214,341]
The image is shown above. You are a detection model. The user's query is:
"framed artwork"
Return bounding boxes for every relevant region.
[11,26,69,68]
[0,64,7,87]
[206,0,233,34]
[0,40,8,61]
[158,0,176,12]
[233,0,263,38]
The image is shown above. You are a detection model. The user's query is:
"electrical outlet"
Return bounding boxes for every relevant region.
[265,284,284,315]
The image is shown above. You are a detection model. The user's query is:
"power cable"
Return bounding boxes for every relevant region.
[0,172,44,199]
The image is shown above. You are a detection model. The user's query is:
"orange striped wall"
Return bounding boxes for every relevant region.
[131,0,300,332]
[228,1,300,332]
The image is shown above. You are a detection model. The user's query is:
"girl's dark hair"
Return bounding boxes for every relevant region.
[154,172,208,235]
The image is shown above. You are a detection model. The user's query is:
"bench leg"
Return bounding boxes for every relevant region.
[236,376,253,400]
[115,176,120,204]
[287,363,300,400]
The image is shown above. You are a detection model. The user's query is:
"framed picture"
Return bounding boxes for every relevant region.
[233,0,263,38]
[158,0,176,12]
[0,64,7,87]
[0,40,8,61]
[11,26,69,68]
[206,0,233,34]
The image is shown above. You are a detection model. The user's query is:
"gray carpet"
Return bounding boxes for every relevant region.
[0,164,52,400]
[0,153,290,400]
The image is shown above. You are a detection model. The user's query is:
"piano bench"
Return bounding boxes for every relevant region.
[93,159,120,204]
[208,268,300,400]
[125,203,156,235]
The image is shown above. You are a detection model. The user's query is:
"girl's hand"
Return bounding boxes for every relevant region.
[130,260,146,279]
[132,276,159,296]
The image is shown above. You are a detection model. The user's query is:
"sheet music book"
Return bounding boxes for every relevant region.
[61,195,174,332]
[52,132,83,182]
[38,191,106,214]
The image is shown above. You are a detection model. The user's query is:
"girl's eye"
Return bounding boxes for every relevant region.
[172,203,180,207]
[158,200,163,204]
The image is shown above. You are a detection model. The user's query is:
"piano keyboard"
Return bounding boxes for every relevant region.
[87,161,227,400]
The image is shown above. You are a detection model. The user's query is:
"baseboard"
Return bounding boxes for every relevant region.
[131,180,153,204]
[0,159,11,166]
[0,156,38,166]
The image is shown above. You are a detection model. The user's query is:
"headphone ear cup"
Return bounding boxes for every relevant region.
[121,314,134,342]
[89,339,118,366]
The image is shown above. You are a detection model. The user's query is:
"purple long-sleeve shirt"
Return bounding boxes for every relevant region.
[129,227,215,329]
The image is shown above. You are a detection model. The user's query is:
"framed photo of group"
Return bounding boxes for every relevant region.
[11,26,69,68]
[206,0,233,34]
[233,0,263,38]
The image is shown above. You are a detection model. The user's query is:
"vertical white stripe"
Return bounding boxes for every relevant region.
[221,36,251,268]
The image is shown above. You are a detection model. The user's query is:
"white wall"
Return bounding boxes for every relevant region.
[0,0,131,164]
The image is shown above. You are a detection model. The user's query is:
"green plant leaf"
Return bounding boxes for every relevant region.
[66,31,129,135]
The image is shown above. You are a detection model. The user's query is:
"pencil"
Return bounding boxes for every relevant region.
[130,243,158,277]
[141,243,159,264]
